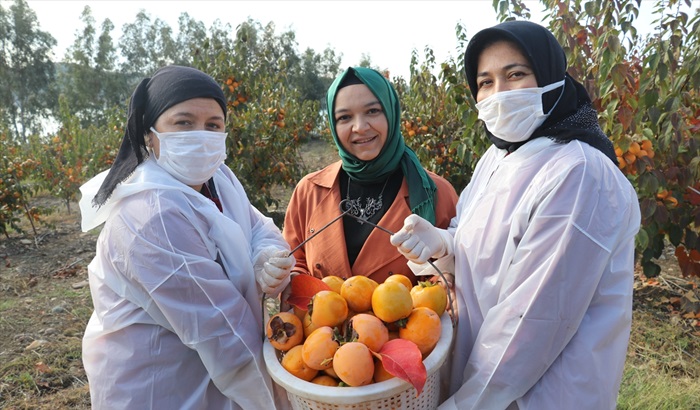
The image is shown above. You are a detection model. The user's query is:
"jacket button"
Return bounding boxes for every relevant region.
[309,228,315,233]
[315,263,322,269]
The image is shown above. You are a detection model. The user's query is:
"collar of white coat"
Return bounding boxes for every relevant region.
[495,137,556,161]
[79,157,208,232]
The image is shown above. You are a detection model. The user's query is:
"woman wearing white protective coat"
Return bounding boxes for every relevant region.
[79,65,293,409]
[390,21,641,410]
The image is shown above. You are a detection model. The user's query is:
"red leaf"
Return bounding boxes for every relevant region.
[287,274,331,310]
[376,339,427,397]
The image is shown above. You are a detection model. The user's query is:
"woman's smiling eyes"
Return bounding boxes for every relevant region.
[335,106,384,123]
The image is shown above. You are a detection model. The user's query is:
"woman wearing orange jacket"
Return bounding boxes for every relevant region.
[283,67,458,285]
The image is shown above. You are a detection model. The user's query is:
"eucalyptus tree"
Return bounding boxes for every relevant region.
[58,5,130,126]
[118,10,178,80]
[0,0,56,142]
[173,12,208,65]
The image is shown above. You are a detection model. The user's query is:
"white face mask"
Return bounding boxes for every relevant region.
[476,79,565,143]
[149,127,227,186]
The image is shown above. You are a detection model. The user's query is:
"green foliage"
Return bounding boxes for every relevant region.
[3,0,699,283]
[118,10,179,77]
[28,98,121,213]
[190,19,327,210]
[526,0,700,277]
[0,7,341,216]
[0,0,57,143]
[398,24,486,193]
[57,6,130,127]
[405,0,700,278]
[0,127,42,237]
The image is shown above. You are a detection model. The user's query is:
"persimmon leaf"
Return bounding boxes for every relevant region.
[377,339,427,397]
[287,274,331,310]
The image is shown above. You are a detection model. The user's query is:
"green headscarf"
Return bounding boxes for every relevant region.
[326,67,437,224]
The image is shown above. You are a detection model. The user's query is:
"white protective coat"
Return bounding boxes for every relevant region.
[438,138,640,410]
[79,158,291,410]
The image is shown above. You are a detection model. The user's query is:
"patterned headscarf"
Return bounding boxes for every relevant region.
[93,65,227,206]
[326,67,437,224]
[464,20,618,164]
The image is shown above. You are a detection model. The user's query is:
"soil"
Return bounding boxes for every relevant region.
[1,137,698,409]
[1,197,95,409]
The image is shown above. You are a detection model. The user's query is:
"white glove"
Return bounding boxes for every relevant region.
[254,248,295,296]
[390,214,453,264]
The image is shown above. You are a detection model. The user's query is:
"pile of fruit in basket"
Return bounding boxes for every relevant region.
[266,273,449,395]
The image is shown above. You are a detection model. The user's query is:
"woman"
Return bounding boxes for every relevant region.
[391,21,641,409]
[283,67,458,285]
[79,65,293,409]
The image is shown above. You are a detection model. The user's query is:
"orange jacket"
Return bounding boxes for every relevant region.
[283,161,458,284]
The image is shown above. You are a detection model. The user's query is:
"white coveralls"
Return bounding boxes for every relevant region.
[438,138,641,410]
[79,158,291,410]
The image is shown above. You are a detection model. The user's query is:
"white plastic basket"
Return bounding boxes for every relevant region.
[264,312,454,410]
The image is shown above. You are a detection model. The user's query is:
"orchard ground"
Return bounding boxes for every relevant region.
[1,138,700,409]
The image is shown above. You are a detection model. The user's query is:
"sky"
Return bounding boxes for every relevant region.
[23,0,550,80]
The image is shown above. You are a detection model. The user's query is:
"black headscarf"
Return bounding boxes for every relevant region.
[93,65,227,206]
[464,20,617,164]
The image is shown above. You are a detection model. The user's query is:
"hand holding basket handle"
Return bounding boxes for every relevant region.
[255,248,295,296]
[390,214,454,264]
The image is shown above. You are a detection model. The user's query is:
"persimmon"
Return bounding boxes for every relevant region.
[281,345,318,382]
[310,290,348,327]
[292,305,306,322]
[347,313,389,352]
[399,307,441,357]
[385,273,413,290]
[340,275,378,313]
[617,157,626,170]
[371,281,413,323]
[628,141,641,156]
[322,275,345,294]
[410,281,448,317]
[302,311,320,339]
[373,358,395,382]
[324,365,339,379]
[266,311,304,352]
[302,326,340,370]
[333,342,375,387]
[311,374,340,386]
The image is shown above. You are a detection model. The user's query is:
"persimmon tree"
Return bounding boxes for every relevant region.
[398,26,486,193]
[28,98,121,213]
[404,0,700,277]
[521,0,700,277]
[191,19,333,211]
[0,127,44,237]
